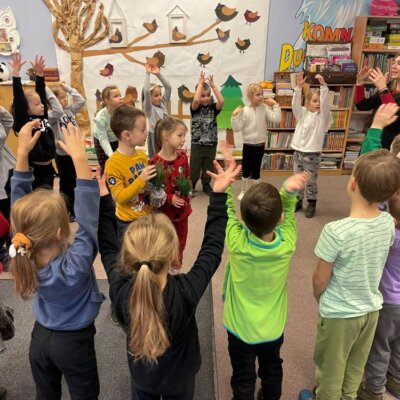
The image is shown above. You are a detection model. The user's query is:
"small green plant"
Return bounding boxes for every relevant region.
[176,175,192,197]
[150,163,167,189]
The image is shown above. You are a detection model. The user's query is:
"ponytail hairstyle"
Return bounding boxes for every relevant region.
[10,190,71,300]
[120,213,179,363]
[153,116,187,153]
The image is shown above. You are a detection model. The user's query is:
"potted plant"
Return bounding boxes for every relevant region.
[175,175,193,200]
[148,163,167,208]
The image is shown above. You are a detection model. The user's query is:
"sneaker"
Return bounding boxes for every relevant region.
[0,387,6,400]
[305,200,317,218]
[299,389,315,400]
[295,198,303,212]
[357,381,385,400]
[386,372,400,398]
[237,190,245,201]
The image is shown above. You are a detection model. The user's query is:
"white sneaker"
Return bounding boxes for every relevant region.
[237,190,245,201]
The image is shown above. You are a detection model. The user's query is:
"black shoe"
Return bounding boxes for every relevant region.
[295,197,303,212]
[305,200,317,218]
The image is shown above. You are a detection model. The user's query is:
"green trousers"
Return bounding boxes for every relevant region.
[314,311,379,400]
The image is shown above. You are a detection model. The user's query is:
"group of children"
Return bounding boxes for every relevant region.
[1,51,400,400]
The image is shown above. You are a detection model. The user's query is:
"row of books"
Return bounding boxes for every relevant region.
[322,132,345,150]
[365,21,400,50]
[331,110,348,129]
[43,67,60,82]
[265,131,292,149]
[320,153,342,170]
[329,87,353,109]
[267,110,296,129]
[261,154,293,171]
[343,144,362,169]
[361,54,395,81]
[347,128,366,140]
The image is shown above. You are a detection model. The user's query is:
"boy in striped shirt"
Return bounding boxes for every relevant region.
[300,149,400,400]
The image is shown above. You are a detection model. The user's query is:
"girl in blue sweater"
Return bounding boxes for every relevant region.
[10,120,104,400]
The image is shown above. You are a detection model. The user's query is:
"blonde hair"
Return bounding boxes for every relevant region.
[10,190,71,300]
[100,85,119,109]
[141,84,162,106]
[120,213,179,363]
[391,134,400,156]
[305,88,320,108]
[51,85,66,99]
[247,83,262,99]
[154,116,187,153]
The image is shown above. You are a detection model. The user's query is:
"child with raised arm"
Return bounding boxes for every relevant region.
[299,150,400,400]
[290,73,332,218]
[142,62,172,158]
[10,120,104,399]
[190,71,224,195]
[104,105,156,242]
[98,146,240,399]
[93,85,123,173]
[51,84,86,221]
[11,53,63,189]
[223,171,308,400]
[231,83,281,201]
[150,116,192,268]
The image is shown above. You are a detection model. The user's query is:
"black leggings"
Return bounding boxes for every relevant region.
[242,143,265,180]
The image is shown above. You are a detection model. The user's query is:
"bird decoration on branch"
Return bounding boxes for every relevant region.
[215,3,238,22]
[172,26,186,41]
[244,10,260,24]
[123,86,138,106]
[143,19,158,33]
[100,63,114,77]
[109,27,123,43]
[197,53,213,68]
[145,51,166,68]
[216,28,230,42]
[178,85,195,103]
[235,38,251,53]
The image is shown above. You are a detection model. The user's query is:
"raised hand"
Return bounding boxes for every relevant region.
[296,72,307,88]
[96,166,109,197]
[31,55,45,77]
[206,75,216,88]
[17,119,41,156]
[369,67,389,91]
[9,53,26,77]
[371,103,399,129]
[315,74,327,86]
[145,62,153,74]
[357,65,372,85]
[140,165,157,182]
[198,71,206,85]
[232,105,243,117]
[151,64,160,75]
[58,123,85,159]
[284,171,310,193]
[265,98,278,107]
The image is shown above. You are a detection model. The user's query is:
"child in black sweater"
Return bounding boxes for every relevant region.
[11,53,63,189]
[98,150,240,399]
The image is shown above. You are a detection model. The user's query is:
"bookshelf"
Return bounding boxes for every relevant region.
[262,81,353,176]
[344,15,400,173]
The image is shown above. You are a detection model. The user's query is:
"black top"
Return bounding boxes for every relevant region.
[355,89,400,149]
[190,102,221,146]
[98,192,227,395]
[12,76,56,162]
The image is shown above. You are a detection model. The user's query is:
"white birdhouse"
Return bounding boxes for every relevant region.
[0,7,21,56]
[167,5,189,44]
[108,0,128,48]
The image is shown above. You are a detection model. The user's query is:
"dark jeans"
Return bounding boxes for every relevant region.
[30,162,55,190]
[56,155,76,216]
[242,143,265,180]
[93,138,118,175]
[190,144,217,190]
[29,321,99,400]
[228,332,284,400]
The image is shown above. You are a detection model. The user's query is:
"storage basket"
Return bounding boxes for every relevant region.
[275,95,292,107]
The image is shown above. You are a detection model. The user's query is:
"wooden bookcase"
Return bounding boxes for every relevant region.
[344,15,400,174]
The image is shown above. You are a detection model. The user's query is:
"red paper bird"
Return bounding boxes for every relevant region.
[216,28,230,42]
[145,51,166,68]
[244,10,260,24]
[143,19,158,33]
[109,27,123,43]
[215,3,238,22]
[172,26,186,41]
[197,53,213,68]
[235,38,251,53]
[100,63,114,78]
[177,85,195,103]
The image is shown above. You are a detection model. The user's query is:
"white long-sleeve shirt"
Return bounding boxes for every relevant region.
[231,104,281,145]
[290,86,333,153]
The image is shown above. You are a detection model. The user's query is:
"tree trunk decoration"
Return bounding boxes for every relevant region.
[43,0,109,136]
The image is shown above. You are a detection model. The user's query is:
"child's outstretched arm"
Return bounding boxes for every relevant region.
[315,74,333,132]
[46,86,64,123]
[0,107,14,147]
[360,103,399,155]
[31,56,48,118]
[207,75,224,110]
[292,72,306,121]
[191,71,206,111]
[143,63,153,115]
[62,84,86,115]
[183,151,241,303]
[11,120,41,203]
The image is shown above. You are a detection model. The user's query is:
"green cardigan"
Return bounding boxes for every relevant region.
[222,185,297,343]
